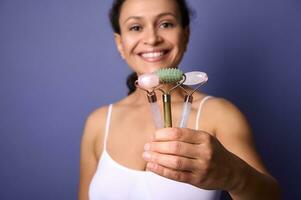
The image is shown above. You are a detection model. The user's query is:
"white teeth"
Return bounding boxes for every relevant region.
[141,51,164,58]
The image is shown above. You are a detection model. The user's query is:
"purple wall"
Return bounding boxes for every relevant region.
[0,0,300,199]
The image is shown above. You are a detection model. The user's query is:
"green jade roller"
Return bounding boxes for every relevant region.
[155,68,185,128]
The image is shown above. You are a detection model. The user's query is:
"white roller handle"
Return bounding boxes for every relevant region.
[150,102,163,129]
[179,101,192,128]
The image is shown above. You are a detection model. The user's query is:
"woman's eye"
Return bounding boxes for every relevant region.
[160,22,174,29]
[129,25,142,32]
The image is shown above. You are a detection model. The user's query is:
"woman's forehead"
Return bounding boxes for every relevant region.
[119,0,180,22]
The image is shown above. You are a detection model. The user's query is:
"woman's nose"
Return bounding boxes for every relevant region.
[143,28,162,45]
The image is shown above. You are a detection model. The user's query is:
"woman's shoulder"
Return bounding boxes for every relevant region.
[202,96,251,138]
[205,96,239,113]
[192,93,249,133]
[82,105,111,143]
[192,93,236,112]
[206,97,247,122]
[87,105,110,126]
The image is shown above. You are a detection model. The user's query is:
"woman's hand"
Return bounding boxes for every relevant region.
[142,127,240,191]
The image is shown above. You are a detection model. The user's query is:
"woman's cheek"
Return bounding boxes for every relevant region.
[122,34,140,49]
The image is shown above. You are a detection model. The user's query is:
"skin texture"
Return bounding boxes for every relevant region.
[78,0,281,199]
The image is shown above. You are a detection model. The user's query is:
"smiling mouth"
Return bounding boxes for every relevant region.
[139,50,169,62]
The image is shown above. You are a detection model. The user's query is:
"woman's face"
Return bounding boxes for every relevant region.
[115,0,190,75]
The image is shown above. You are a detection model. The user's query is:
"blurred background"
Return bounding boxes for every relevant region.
[0,0,300,199]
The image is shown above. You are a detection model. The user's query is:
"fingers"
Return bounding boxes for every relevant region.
[154,127,211,144]
[144,128,215,185]
[144,141,200,159]
[145,162,194,184]
[142,151,199,171]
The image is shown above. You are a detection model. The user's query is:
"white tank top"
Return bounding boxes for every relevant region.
[89,96,221,200]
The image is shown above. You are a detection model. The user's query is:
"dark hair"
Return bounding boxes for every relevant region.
[109,0,192,95]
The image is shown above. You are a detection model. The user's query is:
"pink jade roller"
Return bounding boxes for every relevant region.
[137,74,160,90]
[137,68,185,128]
[136,74,163,129]
[179,71,208,128]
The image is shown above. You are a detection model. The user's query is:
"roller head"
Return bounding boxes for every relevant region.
[183,71,208,86]
[155,68,184,84]
[137,73,160,90]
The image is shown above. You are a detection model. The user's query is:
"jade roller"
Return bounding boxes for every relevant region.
[136,73,163,129]
[155,68,185,128]
[137,68,185,128]
[179,71,208,128]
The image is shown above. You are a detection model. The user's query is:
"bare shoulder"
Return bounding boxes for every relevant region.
[78,105,109,200]
[204,97,251,136]
[81,105,110,158]
[205,97,243,115]
[85,106,108,132]
[204,97,269,173]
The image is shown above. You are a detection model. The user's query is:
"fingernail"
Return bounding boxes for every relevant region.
[142,152,151,160]
[144,143,151,151]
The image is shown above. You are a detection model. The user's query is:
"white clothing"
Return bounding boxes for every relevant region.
[89,96,221,200]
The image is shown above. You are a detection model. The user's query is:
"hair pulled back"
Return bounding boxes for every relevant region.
[109,0,192,95]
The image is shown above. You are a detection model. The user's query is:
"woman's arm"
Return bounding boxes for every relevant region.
[214,98,281,199]
[142,98,280,200]
[78,107,106,200]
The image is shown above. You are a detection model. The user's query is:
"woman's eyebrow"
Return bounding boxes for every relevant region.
[123,12,177,24]
[123,16,142,24]
[156,12,177,19]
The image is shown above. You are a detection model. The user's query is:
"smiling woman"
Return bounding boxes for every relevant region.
[114,0,189,75]
[78,0,281,200]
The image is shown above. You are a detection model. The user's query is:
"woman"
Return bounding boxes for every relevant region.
[78,0,280,199]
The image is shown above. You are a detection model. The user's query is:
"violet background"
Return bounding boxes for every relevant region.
[0,0,300,199]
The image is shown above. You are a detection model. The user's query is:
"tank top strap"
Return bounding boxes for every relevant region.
[195,96,213,130]
[103,104,113,150]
